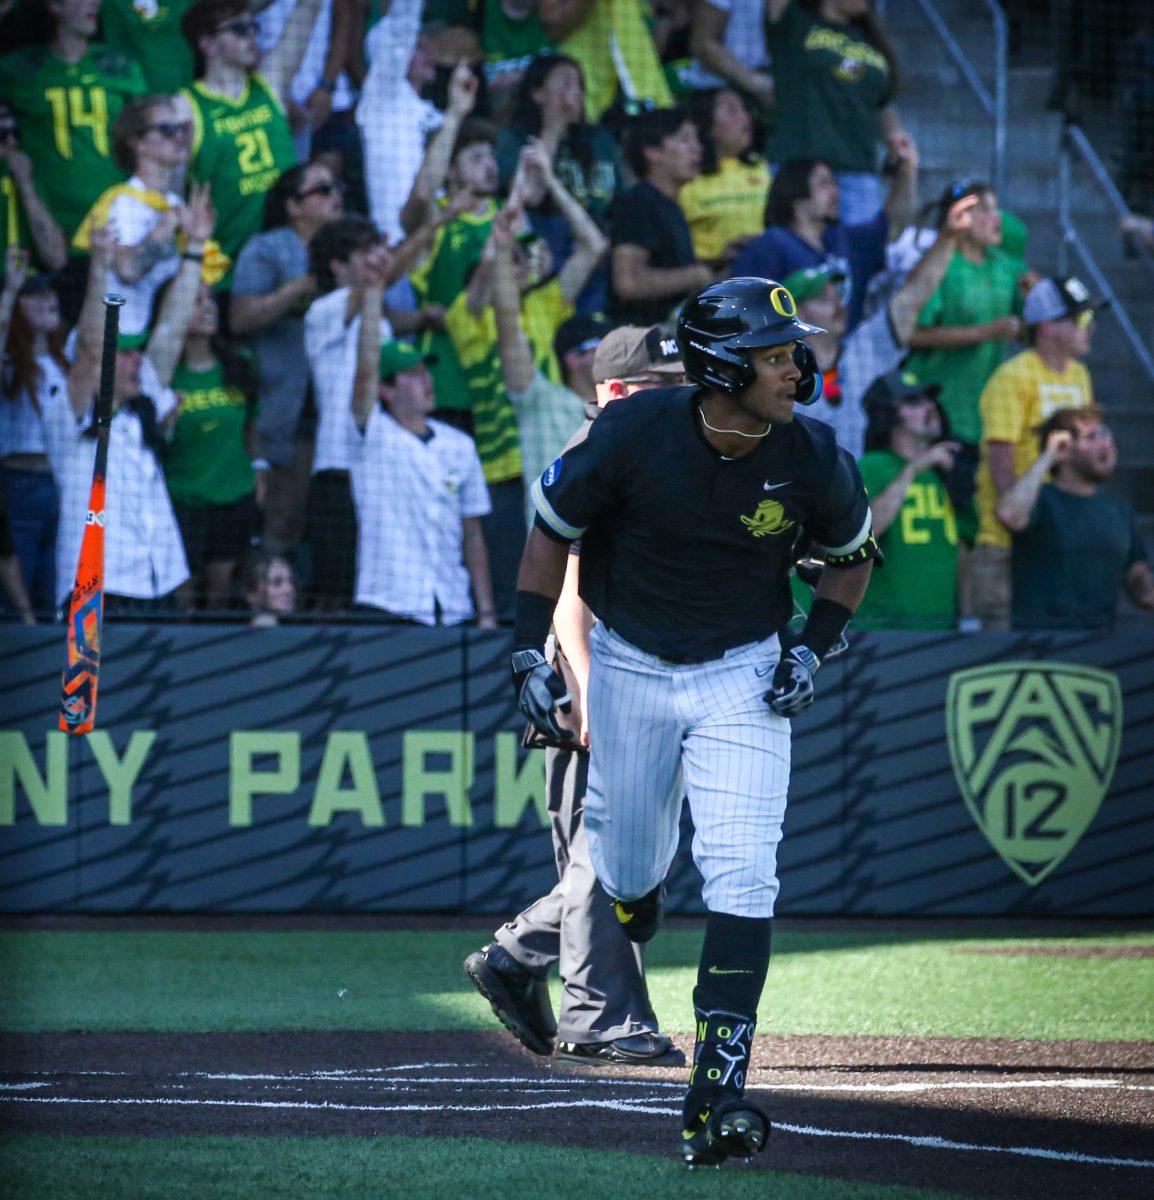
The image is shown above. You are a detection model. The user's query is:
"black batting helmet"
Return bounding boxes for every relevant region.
[676,277,826,395]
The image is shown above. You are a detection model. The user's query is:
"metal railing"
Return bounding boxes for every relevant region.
[881,0,1007,193]
[1058,124,1154,384]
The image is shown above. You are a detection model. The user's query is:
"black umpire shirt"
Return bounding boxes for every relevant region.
[531,385,872,661]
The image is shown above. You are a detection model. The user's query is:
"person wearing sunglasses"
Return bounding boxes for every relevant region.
[971,275,1106,631]
[231,160,344,551]
[996,404,1153,631]
[179,0,326,279]
[71,95,206,336]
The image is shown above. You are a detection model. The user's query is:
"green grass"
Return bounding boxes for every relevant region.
[0,1136,985,1200]
[2,928,1153,1040]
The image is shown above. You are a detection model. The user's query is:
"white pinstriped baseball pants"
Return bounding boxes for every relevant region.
[584,622,791,919]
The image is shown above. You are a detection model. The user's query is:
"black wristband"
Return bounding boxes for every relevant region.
[799,597,854,662]
[513,589,557,651]
[182,252,203,262]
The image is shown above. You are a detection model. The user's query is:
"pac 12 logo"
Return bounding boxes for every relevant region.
[945,662,1122,886]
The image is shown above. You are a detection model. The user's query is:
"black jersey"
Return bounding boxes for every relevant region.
[531,385,872,660]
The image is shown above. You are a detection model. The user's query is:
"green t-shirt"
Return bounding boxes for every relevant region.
[855,451,958,631]
[410,202,497,412]
[100,0,196,95]
[766,4,893,172]
[905,248,1027,445]
[166,361,256,506]
[183,75,297,275]
[0,43,147,240]
[482,2,553,113]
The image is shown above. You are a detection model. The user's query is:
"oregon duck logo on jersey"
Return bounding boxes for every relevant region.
[946,662,1122,887]
[739,498,795,538]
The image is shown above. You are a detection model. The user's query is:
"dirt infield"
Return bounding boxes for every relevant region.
[2,1030,1151,1198]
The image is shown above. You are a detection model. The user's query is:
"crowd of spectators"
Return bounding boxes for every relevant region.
[0,0,1150,634]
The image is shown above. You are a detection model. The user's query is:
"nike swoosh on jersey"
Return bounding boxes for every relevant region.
[763,480,792,491]
[708,966,753,975]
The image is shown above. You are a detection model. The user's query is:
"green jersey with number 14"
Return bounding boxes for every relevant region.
[0,43,146,240]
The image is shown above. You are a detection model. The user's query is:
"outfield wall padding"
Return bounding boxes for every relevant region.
[1,625,1151,915]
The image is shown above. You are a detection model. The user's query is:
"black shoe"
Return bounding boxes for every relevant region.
[682,1095,770,1168]
[611,884,664,943]
[464,944,556,1056]
[554,1031,685,1067]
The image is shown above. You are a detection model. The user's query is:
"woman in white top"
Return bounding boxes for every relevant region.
[0,251,68,614]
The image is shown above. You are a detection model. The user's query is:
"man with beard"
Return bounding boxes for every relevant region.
[856,369,960,630]
[995,405,1154,630]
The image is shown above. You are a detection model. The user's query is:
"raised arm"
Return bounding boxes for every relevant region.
[887,195,969,345]
[0,247,27,347]
[399,62,478,235]
[519,139,608,304]
[766,0,794,24]
[147,184,215,388]
[67,223,120,420]
[262,0,327,106]
[3,149,67,270]
[882,129,919,237]
[492,204,536,396]
[994,430,1068,533]
[351,255,387,432]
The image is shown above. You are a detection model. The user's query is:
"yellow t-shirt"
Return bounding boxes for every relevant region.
[975,349,1093,547]
[680,158,772,263]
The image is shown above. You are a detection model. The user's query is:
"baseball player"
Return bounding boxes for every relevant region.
[510,278,877,1166]
[466,326,687,1067]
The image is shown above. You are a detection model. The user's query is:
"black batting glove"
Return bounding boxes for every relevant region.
[512,648,575,742]
[764,645,820,717]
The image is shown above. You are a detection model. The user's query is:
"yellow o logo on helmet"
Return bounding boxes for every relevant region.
[769,286,797,318]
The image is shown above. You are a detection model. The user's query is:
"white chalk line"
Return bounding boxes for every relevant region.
[773,1121,1154,1170]
[0,1094,677,1117]
[5,1073,1152,1096]
[3,1093,1152,1170]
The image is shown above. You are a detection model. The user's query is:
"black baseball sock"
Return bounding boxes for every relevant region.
[683,913,772,1128]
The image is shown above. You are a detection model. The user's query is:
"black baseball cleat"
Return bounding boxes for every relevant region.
[464,944,556,1056]
[611,884,664,943]
[681,1097,770,1168]
[553,1032,686,1067]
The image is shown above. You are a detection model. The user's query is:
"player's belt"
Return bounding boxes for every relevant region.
[655,649,723,666]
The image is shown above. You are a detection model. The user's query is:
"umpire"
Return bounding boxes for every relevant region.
[465,326,687,1067]
[511,278,877,1166]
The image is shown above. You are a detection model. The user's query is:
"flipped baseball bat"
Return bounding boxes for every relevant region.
[58,293,125,735]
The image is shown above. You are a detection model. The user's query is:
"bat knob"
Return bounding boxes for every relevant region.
[103,293,127,307]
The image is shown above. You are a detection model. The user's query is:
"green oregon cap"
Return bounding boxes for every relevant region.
[117,331,150,352]
[379,340,424,380]
[779,264,846,306]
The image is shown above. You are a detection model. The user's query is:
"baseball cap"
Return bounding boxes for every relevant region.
[117,331,149,352]
[1022,276,1106,325]
[554,312,613,362]
[779,264,846,306]
[862,368,942,411]
[592,325,684,383]
[378,339,424,379]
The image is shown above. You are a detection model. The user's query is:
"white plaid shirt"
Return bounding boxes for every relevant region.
[0,355,66,456]
[305,287,393,473]
[806,306,903,460]
[43,358,188,607]
[351,410,491,624]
